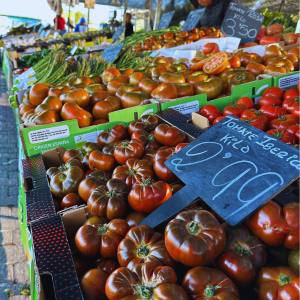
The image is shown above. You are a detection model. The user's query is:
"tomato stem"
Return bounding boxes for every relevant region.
[58,173,67,181]
[58,165,67,172]
[138,286,152,299]
[204,284,221,297]
[141,178,154,186]
[148,134,155,141]
[136,244,150,258]
[187,221,200,235]
[235,74,246,82]
[106,190,119,197]
[127,168,137,175]
[122,141,130,148]
[97,224,108,235]
[78,149,87,157]
[279,274,291,285]
[278,115,287,121]
[234,242,253,256]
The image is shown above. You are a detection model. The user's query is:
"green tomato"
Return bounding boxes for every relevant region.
[288,249,300,274]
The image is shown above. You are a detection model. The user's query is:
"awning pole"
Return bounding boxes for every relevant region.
[87,8,90,31]
[153,0,161,30]
[123,0,128,26]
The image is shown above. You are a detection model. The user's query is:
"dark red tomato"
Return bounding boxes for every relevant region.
[169,183,184,195]
[283,202,299,249]
[128,120,149,135]
[215,223,266,286]
[282,96,300,113]
[269,114,298,131]
[246,200,290,246]
[72,253,92,277]
[175,143,189,152]
[266,129,296,144]
[153,148,177,183]
[105,262,188,300]
[229,56,241,68]
[128,179,172,213]
[114,139,144,165]
[241,117,266,131]
[165,210,225,267]
[97,124,129,148]
[61,193,84,209]
[237,97,254,109]
[213,116,225,125]
[182,266,239,300]
[199,105,222,124]
[131,130,162,150]
[263,87,284,99]
[94,258,119,275]
[260,105,287,121]
[80,269,108,300]
[257,96,282,109]
[117,225,175,269]
[223,102,247,118]
[257,266,299,300]
[284,89,300,101]
[292,106,300,118]
[154,124,187,147]
[125,211,148,228]
[241,109,269,125]
[287,125,300,143]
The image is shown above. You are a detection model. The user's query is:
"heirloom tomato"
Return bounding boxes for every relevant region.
[129,72,150,86]
[284,89,300,101]
[34,96,62,115]
[112,158,155,190]
[63,142,100,169]
[60,88,90,109]
[266,129,296,144]
[141,148,157,163]
[282,96,300,113]
[131,131,162,150]
[24,110,59,125]
[283,202,299,249]
[182,266,239,300]
[241,53,263,67]
[190,55,209,71]
[158,73,185,84]
[165,210,225,266]
[203,42,220,54]
[114,139,144,165]
[125,211,148,228]
[246,62,266,77]
[194,77,223,100]
[84,215,109,226]
[90,91,110,106]
[88,74,103,84]
[174,83,195,97]
[153,148,177,183]
[260,36,281,45]
[215,223,266,286]
[94,257,119,275]
[229,56,241,68]
[246,200,290,246]
[185,71,208,85]
[105,262,188,300]
[121,91,149,109]
[292,106,300,118]
[223,102,247,117]
[87,178,128,220]
[260,105,287,121]
[102,68,121,85]
[49,85,71,98]
[61,103,93,128]
[115,84,139,100]
[199,105,222,124]
[203,52,228,74]
[68,76,92,88]
[46,158,84,178]
[154,124,186,147]
[151,83,178,99]
[228,72,255,92]
[93,96,121,119]
[128,179,172,213]
[61,193,84,209]
[138,78,159,96]
[269,114,298,131]
[139,114,158,131]
[29,83,49,106]
[257,266,299,300]
[287,124,300,143]
[89,150,116,173]
[84,83,106,95]
[128,120,149,135]
[80,269,108,300]
[75,219,129,258]
[175,143,189,152]
[97,124,129,148]
[117,225,175,269]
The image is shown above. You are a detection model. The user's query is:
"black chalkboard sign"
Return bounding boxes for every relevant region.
[157,11,175,30]
[101,43,123,63]
[220,3,264,44]
[140,116,299,228]
[112,26,125,41]
[181,8,206,32]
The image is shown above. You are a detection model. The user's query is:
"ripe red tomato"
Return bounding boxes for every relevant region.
[117,225,175,269]
[175,143,189,152]
[283,202,299,249]
[94,257,119,275]
[292,106,300,118]
[182,266,239,300]
[151,83,178,99]
[266,129,296,144]
[112,158,155,190]
[286,124,300,143]
[229,56,241,68]
[284,89,300,101]
[260,36,281,45]
[241,109,269,126]
[61,193,84,209]
[215,223,266,286]
[282,96,300,113]
[153,148,177,183]
[260,105,287,121]
[89,150,116,173]
[263,87,284,99]
[241,117,266,131]
[114,139,144,165]
[105,262,188,300]
[203,43,220,54]
[165,210,225,267]
[257,266,299,300]
[75,219,129,257]
[128,179,172,213]
[246,200,290,246]
[97,124,128,148]
[125,211,148,228]
[203,52,229,75]
[237,97,254,109]
[269,114,298,131]
[199,105,222,124]
[154,124,186,147]
[223,102,247,118]
[257,96,282,109]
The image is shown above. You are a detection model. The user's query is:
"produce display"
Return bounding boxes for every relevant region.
[40,115,300,300]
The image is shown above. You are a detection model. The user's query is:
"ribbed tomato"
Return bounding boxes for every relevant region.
[61,193,84,209]
[113,139,144,165]
[60,88,90,108]
[198,104,222,124]
[269,114,298,131]
[282,96,300,113]
[241,117,266,131]
[131,131,162,150]
[151,83,178,99]
[257,96,282,109]
[286,124,300,143]
[89,150,116,173]
[93,96,121,120]
[266,129,296,144]
[263,87,285,99]
[260,105,287,121]
[154,124,186,147]
[61,103,93,128]
[236,97,254,109]
[223,102,247,118]
[125,211,148,228]
[117,225,175,269]
[165,210,225,267]
[97,124,129,148]
[194,77,223,100]
[34,96,62,114]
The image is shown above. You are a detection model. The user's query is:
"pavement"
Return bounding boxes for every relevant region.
[0,70,30,300]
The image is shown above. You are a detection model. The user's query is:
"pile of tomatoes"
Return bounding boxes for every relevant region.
[44,112,299,300]
[199,85,300,146]
[132,27,226,52]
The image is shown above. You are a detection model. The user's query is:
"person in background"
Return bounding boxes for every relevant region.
[189,0,239,29]
[53,11,66,31]
[125,13,134,37]
[75,17,87,33]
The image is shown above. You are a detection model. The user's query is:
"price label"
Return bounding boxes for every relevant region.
[157,11,175,30]
[221,3,264,44]
[181,8,206,32]
[112,26,125,41]
[101,43,123,63]
[70,45,78,55]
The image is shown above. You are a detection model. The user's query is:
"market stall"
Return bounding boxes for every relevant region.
[3,1,300,300]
